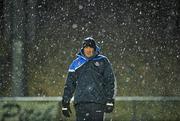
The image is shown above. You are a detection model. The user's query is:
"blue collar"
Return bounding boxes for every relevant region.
[68,46,106,72]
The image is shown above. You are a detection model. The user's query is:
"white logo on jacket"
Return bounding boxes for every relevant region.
[94,61,100,66]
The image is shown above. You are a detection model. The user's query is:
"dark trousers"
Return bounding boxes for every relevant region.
[75,103,105,121]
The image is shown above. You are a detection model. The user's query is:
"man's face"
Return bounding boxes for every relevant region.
[83,46,95,58]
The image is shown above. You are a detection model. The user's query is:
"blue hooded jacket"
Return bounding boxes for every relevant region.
[62,45,116,105]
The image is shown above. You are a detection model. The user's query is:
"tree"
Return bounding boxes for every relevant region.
[10,0,26,96]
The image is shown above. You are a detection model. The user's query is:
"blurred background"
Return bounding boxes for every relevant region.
[0,0,180,121]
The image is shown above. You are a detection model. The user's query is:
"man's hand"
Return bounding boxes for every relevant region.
[62,102,72,117]
[105,99,114,113]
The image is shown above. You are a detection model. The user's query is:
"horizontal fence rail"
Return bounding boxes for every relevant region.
[0,96,180,102]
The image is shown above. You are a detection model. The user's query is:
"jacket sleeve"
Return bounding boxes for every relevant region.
[103,58,117,102]
[62,63,77,104]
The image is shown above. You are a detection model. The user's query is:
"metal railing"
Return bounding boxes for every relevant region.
[0,96,180,101]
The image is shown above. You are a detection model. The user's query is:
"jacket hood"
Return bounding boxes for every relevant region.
[76,45,101,60]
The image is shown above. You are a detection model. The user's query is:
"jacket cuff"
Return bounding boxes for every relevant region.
[106,102,114,106]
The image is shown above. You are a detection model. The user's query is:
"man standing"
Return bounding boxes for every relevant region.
[61,37,116,121]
